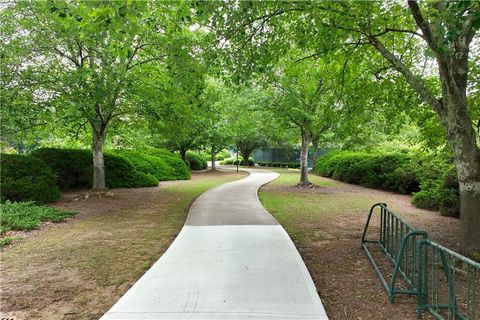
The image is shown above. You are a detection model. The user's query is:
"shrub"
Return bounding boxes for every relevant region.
[412,165,459,217]
[116,150,177,181]
[32,148,158,190]
[143,148,191,180]
[1,200,76,233]
[186,151,208,170]
[215,149,230,161]
[220,156,254,166]
[104,153,158,188]
[257,161,300,168]
[313,150,459,216]
[1,153,61,204]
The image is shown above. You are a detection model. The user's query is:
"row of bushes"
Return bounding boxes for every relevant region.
[257,161,301,169]
[199,149,231,162]
[1,148,191,204]
[220,156,254,166]
[186,151,208,170]
[313,151,459,216]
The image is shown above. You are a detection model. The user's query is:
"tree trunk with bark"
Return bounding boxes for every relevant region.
[441,97,480,259]
[312,139,319,169]
[240,148,253,166]
[91,120,107,191]
[211,147,216,171]
[240,144,254,167]
[298,131,311,187]
[180,148,187,162]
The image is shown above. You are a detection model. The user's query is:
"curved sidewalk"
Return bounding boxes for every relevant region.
[101,169,328,320]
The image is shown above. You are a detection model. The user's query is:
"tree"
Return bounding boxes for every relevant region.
[2,1,188,190]
[136,31,207,161]
[197,78,233,170]
[269,58,336,186]
[226,87,272,166]
[201,0,480,257]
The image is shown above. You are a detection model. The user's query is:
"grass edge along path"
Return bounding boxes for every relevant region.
[0,170,247,320]
[259,168,459,320]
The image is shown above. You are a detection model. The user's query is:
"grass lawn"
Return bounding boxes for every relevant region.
[259,168,460,320]
[0,170,247,320]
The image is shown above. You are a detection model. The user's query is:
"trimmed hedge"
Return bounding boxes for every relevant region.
[313,150,459,216]
[257,161,301,169]
[116,150,178,181]
[1,153,61,204]
[215,150,230,161]
[143,148,191,180]
[220,156,254,166]
[186,151,208,170]
[31,148,158,190]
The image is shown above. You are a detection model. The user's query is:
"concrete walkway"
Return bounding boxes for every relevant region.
[101,169,328,320]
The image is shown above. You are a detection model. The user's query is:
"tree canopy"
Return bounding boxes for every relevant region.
[1,0,479,257]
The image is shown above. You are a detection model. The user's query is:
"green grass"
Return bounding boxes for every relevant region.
[1,201,77,233]
[259,169,375,242]
[264,168,337,187]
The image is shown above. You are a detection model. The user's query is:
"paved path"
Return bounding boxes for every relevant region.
[101,169,328,320]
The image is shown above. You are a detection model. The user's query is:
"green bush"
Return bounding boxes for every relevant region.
[186,151,208,170]
[32,148,158,190]
[143,148,190,180]
[257,161,300,168]
[116,150,177,181]
[104,153,158,188]
[1,153,61,204]
[1,200,76,233]
[199,151,211,161]
[220,156,254,166]
[313,150,459,216]
[215,150,230,161]
[412,165,459,216]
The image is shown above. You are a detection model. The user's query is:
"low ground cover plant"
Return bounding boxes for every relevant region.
[313,150,459,216]
[1,153,61,203]
[1,201,76,233]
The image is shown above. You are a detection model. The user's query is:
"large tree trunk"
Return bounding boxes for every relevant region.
[312,139,319,168]
[180,148,187,162]
[211,147,216,171]
[441,97,480,259]
[240,148,252,166]
[92,121,107,191]
[298,131,310,187]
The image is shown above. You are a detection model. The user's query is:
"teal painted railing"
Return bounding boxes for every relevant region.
[416,239,480,319]
[362,203,479,319]
[361,203,428,302]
